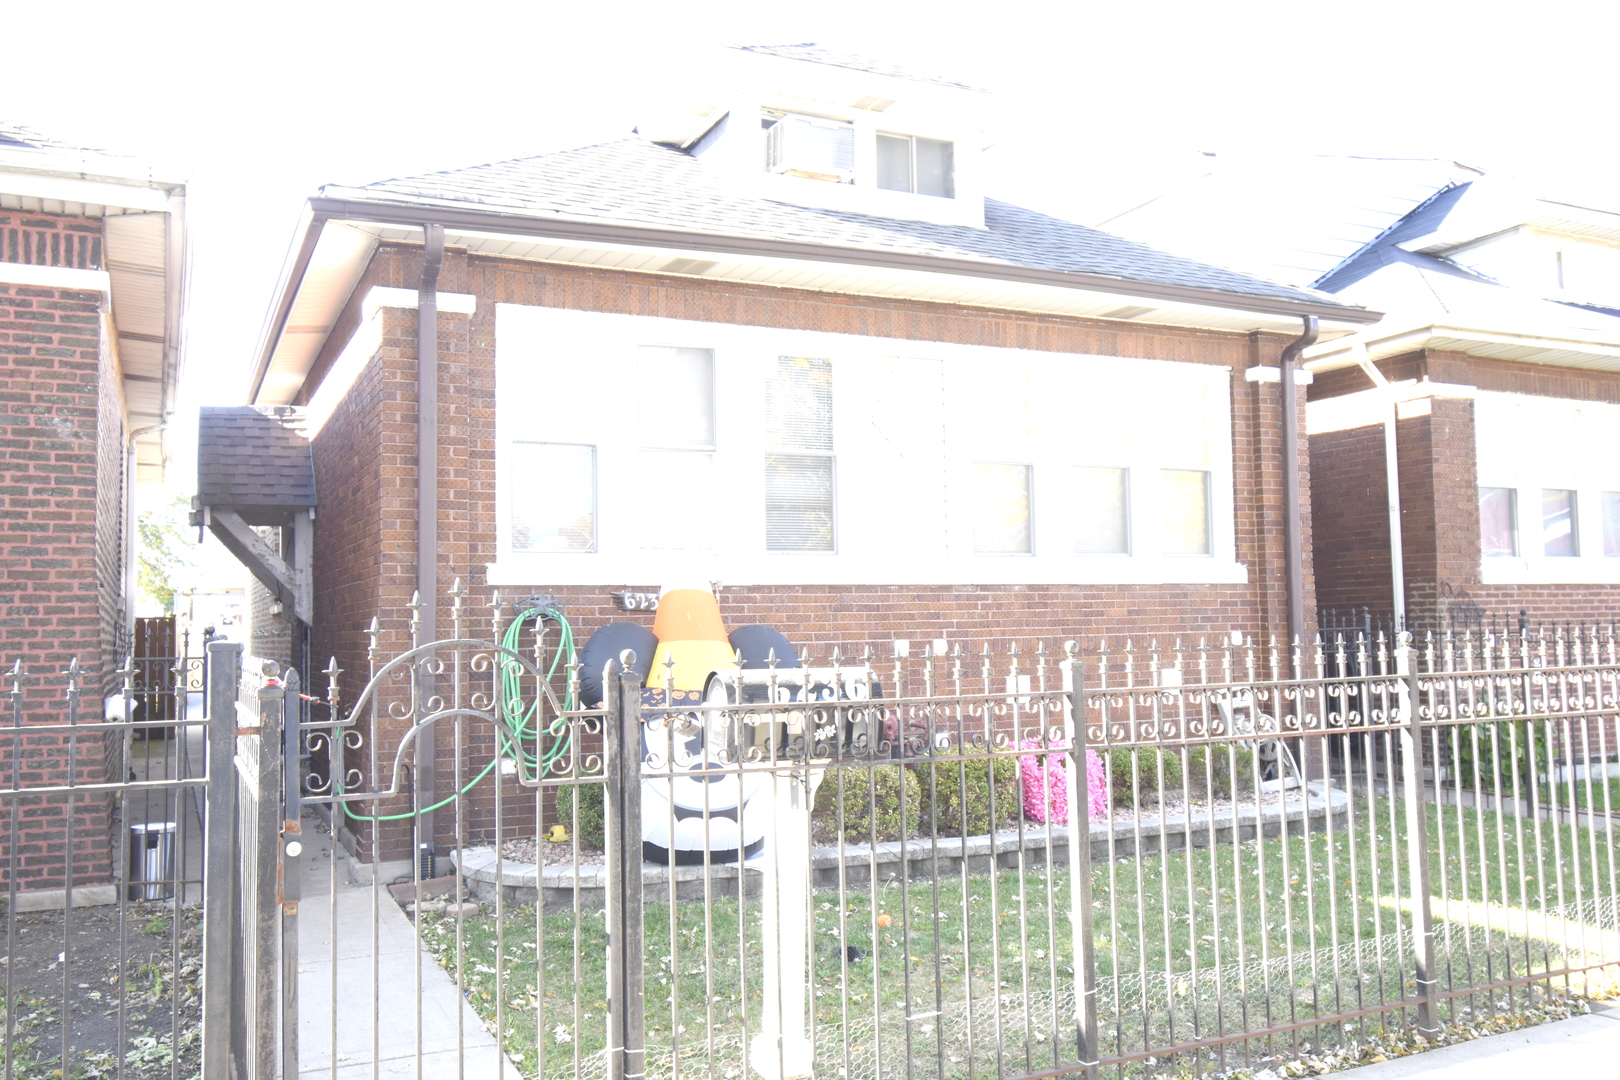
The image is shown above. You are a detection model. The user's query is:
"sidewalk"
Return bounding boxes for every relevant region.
[1346,1002,1620,1079]
[295,834,521,1078]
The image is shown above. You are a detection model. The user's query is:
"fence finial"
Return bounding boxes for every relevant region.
[365,616,381,666]
[324,657,342,710]
[450,577,464,638]
[408,591,423,648]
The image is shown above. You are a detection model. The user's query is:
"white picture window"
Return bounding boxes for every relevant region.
[639,346,714,449]
[766,356,835,552]
[1480,487,1518,556]
[1075,466,1129,555]
[1542,489,1578,556]
[973,462,1033,554]
[494,304,1241,587]
[510,443,595,552]
[1161,470,1211,556]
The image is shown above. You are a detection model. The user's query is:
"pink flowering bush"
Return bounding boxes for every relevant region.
[1019,739,1108,825]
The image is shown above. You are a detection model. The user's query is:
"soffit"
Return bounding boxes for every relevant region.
[256,222,378,406]
[253,216,1372,406]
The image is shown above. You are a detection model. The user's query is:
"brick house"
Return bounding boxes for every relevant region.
[0,123,188,903]
[216,46,1375,862]
[1107,155,1620,631]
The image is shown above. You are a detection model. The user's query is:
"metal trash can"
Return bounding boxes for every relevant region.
[127,822,176,901]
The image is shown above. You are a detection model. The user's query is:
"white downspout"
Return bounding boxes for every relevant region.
[1351,343,1406,633]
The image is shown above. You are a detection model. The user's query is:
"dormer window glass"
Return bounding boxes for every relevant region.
[876,133,954,198]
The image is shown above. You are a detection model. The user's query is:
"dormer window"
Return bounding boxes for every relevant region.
[764,113,855,182]
[876,132,954,198]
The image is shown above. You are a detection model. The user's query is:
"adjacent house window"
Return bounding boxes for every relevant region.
[639,346,715,550]
[1542,489,1578,556]
[1075,466,1129,555]
[511,443,595,552]
[1161,470,1211,555]
[875,133,954,198]
[766,356,835,551]
[973,462,1033,554]
[1604,492,1620,557]
[1479,487,1518,556]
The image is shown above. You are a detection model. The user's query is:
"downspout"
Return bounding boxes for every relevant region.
[124,422,166,652]
[416,224,444,870]
[1352,342,1406,634]
[1280,317,1319,653]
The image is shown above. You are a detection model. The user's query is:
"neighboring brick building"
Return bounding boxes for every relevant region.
[0,124,187,903]
[222,46,1375,863]
[1108,155,1620,634]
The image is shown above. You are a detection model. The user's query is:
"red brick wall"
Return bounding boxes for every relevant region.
[305,245,1320,860]
[0,236,119,894]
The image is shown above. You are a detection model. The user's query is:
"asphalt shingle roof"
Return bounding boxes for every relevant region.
[349,137,1354,312]
[197,406,316,523]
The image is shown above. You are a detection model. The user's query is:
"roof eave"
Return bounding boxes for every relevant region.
[249,193,1380,402]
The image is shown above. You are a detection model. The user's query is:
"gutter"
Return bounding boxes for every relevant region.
[1279,318,1319,654]
[416,223,444,871]
[247,198,1382,403]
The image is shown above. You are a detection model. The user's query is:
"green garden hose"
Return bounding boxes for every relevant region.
[337,606,576,822]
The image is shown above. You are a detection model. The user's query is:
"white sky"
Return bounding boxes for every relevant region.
[6,0,1619,502]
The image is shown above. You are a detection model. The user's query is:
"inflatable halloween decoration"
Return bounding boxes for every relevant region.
[577,583,882,868]
[578,584,774,865]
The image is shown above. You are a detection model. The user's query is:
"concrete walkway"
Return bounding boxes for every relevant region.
[1347,1002,1620,1078]
[295,835,521,1078]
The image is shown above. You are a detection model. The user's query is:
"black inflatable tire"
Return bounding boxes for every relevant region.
[576,622,658,708]
[728,625,802,670]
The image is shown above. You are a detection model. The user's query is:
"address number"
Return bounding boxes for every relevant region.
[611,590,659,611]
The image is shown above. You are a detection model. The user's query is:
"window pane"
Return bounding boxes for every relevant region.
[1605,492,1620,557]
[973,463,1032,554]
[914,137,954,198]
[1542,488,1577,556]
[1161,470,1210,555]
[511,443,594,552]
[767,356,833,451]
[1075,467,1129,555]
[638,346,714,449]
[766,455,835,552]
[639,452,714,550]
[876,133,911,192]
[1480,487,1517,556]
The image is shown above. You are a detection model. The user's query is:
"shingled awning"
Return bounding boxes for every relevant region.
[193,405,315,624]
[196,405,315,525]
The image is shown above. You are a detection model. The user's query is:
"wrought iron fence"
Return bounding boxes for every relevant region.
[281,588,1620,1080]
[1,653,209,1080]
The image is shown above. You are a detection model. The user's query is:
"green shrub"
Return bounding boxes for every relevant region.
[555,782,605,851]
[919,752,1019,837]
[1104,746,1183,805]
[813,764,922,844]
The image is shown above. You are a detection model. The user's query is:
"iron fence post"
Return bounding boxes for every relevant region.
[1063,646,1100,1080]
[1396,633,1441,1034]
[202,642,242,1079]
[255,664,285,1079]
[604,650,646,1080]
[280,668,302,1080]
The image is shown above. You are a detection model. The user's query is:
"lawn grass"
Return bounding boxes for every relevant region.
[421,792,1619,1080]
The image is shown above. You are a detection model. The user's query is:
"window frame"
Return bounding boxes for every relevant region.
[874,131,956,199]
[492,304,1244,587]
[764,354,838,555]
